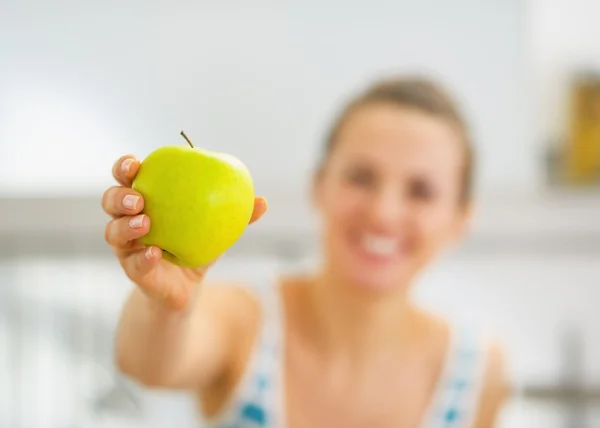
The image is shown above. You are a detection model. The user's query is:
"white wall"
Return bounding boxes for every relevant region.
[0,0,533,198]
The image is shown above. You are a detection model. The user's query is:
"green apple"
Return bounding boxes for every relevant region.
[132,137,255,268]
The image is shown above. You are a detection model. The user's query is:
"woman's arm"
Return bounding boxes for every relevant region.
[115,283,260,392]
[103,154,267,393]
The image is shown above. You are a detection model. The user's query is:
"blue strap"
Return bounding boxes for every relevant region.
[212,284,283,428]
[430,327,489,428]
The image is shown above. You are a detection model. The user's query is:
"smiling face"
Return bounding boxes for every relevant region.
[314,102,471,293]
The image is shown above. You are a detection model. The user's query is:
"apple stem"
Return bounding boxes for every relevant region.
[180,131,194,148]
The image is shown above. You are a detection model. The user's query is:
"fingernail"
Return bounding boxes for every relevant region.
[123,194,140,210]
[121,158,135,174]
[129,215,145,229]
[145,247,154,259]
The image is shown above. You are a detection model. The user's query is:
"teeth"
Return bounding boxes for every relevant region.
[361,234,398,256]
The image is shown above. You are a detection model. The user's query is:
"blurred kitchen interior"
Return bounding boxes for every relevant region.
[2,0,600,427]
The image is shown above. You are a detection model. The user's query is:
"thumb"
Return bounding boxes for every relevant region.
[249,197,268,224]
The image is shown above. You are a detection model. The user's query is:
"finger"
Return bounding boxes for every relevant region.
[122,246,163,284]
[101,186,145,217]
[249,197,268,224]
[105,214,150,248]
[123,247,189,310]
[112,155,140,187]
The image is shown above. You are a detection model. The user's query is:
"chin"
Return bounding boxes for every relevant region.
[338,258,413,295]
[346,268,409,294]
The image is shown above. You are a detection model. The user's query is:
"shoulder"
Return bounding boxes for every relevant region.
[425,315,511,427]
[410,308,454,357]
[195,281,277,411]
[472,339,511,427]
[198,281,265,337]
[199,281,261,313]
[198,278,289,351]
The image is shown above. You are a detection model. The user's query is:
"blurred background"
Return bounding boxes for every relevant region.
[1,0,600,427]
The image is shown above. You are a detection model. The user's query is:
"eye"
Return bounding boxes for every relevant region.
[345,165,375,187]
[409,178,436,201]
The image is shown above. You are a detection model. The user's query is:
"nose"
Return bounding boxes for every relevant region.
[367,185,405,227]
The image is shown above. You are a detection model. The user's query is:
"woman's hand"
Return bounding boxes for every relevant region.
[101,154,267,310]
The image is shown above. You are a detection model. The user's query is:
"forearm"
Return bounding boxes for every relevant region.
[114,287,198,386]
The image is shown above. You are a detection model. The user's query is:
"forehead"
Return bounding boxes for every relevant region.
[334,103,464,173]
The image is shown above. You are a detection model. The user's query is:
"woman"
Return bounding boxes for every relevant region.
[103,76,510,427]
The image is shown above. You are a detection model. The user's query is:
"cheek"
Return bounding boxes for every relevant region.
[413,205,458,248]
[320,181,368,231]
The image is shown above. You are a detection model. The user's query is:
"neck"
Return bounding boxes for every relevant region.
[303,267,417,360]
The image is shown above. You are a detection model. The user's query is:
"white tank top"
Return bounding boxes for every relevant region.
[205,282,491,428]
